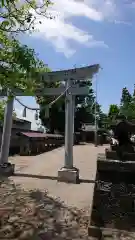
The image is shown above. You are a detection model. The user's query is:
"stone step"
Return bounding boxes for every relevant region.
[105,149,118,160]
[111,145,117,151]
[97,153,135,173]
[88,225,135,240]
[105,148,135,161]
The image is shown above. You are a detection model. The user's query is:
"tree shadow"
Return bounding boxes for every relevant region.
[14,172,95,184]
[0,178,90,239]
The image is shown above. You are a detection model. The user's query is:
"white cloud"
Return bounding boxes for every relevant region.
[49,0,103,21]
[82,0,133,23]
[29,0,134,57]
[30,0,108,57]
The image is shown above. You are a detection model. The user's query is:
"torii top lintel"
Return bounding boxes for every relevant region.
[40,64,100,82]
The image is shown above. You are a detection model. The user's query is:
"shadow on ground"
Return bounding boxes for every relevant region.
[0,178,90,239]
[14,173,95,184]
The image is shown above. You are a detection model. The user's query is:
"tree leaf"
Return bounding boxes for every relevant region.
[1,21,10,27]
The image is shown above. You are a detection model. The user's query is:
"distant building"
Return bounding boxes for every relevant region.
[0,118,31,153]
[82,123,99,132]
[0,117,31,130]
[12,118,31,130]
[81,123,107,143]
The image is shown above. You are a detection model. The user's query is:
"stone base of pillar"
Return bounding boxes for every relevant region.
[88,225,102,239]
[58,167,79,184]
[0,163,15,176]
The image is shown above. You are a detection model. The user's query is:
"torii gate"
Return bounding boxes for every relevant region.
[0,64,99,183]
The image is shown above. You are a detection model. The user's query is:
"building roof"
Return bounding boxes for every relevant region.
[19,132,63,139]
[13,118,31,124]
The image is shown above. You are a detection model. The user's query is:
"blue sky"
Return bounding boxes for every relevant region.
[14,0,135,129]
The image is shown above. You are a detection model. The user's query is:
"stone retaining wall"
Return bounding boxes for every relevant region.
[88,154,135,239]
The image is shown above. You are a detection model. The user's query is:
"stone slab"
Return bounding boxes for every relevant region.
[105,148,118,160]
[57,167,79,184]
[0,163,15,176]
[106,148,135,161]
[123,152,135,161]
[97,153,135,173]
[110,145,117,151]
[88,226,135,239]
[88,225,102,239]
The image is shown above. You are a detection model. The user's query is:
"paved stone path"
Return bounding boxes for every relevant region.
[9,144,107,209]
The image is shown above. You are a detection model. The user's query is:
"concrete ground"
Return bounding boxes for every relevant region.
[9,144,107,210]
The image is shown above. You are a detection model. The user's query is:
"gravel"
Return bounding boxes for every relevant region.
[0,178,135,239]
[0,178,90,240]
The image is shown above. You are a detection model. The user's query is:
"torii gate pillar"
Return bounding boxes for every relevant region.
[58,78,79,183]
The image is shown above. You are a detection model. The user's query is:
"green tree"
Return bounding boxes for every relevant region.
[98,112,108,129]
[0,32,48,93]
[120,87,132,106]
[74,80,97,130]
[120,87,134,119]
[0,99,16,122]
[0,0,52,33]
[0,100,6,122]
[107,86,135,121]
[0,0,53,131]
[37,76,102,133]
[0,0,52,93]
[37,81,65,133]
[108,104,119,120]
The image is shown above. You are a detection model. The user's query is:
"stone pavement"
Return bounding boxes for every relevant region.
[9,144,107,210]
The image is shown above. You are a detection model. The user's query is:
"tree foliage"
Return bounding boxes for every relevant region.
[119,87,135,119]
[0,100,6,122]
[37,79,103,133]
[0,0,52,92]
[0,0,52,121]
[0,99,16,122]
[107,86,135,126]
[0,31,48,94]
[0,0,53,33]
[120,87,132,106]
[108,104,119,120]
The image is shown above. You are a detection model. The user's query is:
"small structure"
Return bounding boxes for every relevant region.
[0,118,31,154]
[18,132,64,155]
[81,123,107,144]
